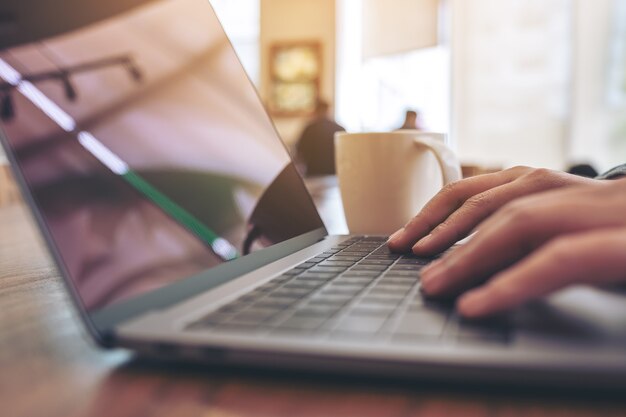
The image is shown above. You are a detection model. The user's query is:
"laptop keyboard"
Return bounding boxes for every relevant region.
[187,236,510,345]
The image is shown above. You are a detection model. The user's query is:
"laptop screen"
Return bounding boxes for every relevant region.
[0,0,325,312]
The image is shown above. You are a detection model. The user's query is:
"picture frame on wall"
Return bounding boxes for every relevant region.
[268,42,321,116]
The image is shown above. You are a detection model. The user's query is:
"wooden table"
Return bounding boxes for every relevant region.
[1,170,625,417]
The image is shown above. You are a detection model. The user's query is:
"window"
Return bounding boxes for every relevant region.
[337,0,450,134]
[211,0,261,86]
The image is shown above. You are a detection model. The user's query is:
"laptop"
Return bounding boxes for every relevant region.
[1,0,625,390]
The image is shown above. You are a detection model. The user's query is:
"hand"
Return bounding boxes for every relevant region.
[387,166,600,255]
[415,179,626,318]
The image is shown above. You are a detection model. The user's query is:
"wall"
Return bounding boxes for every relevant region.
[361,0,438,58]
[260,0,336,149]
[450,0,571,170]
[568,0,626,172]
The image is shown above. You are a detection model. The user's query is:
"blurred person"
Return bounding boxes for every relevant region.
[388,164,626,319]
[295,100,345,176]
[397,109,425,131]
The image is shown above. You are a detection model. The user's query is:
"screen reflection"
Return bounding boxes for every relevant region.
[0,0,324,311]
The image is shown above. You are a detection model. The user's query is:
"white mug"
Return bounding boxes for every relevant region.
[335,131,462,235]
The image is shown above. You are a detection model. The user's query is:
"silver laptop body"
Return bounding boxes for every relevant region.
[1,0,624,390]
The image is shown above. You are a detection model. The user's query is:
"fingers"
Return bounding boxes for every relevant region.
[457,227,626,318]
[411,180,544,256]
[388,167,598,255]
[387,169,522,252]
[410,168,598,256]
[420,189,625,298]
[419,229,528,298]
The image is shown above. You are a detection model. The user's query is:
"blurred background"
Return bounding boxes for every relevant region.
[210,0,625,175]
[1,0,625,181]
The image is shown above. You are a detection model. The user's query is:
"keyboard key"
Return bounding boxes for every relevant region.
[310,266,347,274]
[396,258,431,265]
[320,287,363,296]
[334,277,375,285]
[254,297,297,309]
[270,288,312,298]
[352,264,388,271]
[359,300,401,310]
[305,302,348,312]
[294,305,341,318]
[340,251,371,256]
[283,281,325,290]
[359,258,393,266]
[275,316,328,331]
[299,272,337,279]
[389,265,422,271]
[349,304,396,317]
[371,246,393,254]
[318,260,355,267]
[330,279,370,288]
[306,297,351,308]
[334,315,388,334]
[293,276,332,286]
[342,270,381,277]
[384,270,420,277]
[367,253,401,258]
[326,282,367,292]
[380,276,419,284]
[374,280,414,288]
[329,255,362,262]
[362,236,387,242]
[361,294,405,305]
[369,284,412,295]
[232,308,279,322]
[407,299,426,310]
[353,244,382,250]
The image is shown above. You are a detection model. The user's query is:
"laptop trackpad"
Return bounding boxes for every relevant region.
[512,286,626,348]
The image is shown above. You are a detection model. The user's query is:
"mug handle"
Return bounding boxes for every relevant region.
[413,135,462,185]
